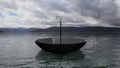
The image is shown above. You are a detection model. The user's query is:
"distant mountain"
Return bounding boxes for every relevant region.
[0,26,120,33]
[0,28,29,33]
[31,26,120,33]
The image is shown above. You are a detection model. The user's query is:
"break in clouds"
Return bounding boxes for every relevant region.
[0,0,120,28]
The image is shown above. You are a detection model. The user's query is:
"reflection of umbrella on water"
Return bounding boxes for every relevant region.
[36,50,85,62]
[35,51,116,68]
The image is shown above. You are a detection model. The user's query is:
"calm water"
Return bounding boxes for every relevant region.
[0,32,120,68]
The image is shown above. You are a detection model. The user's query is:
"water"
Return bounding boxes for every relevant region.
[0,32,120,68]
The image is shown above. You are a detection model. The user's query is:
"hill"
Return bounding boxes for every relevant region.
[0,26,120,33]
[31,26,120,33]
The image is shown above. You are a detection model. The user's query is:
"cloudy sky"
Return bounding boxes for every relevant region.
[0,0,120,28]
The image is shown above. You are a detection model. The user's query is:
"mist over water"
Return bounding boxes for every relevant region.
[0,32,120,68]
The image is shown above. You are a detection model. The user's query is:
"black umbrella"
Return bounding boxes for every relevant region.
[35,16,86,54]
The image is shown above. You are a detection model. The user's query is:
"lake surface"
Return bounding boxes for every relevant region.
[0,32,120,68]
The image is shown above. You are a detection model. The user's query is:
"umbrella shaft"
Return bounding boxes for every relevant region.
[60,20,62,45]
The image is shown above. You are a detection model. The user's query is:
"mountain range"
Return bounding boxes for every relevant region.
[0,26,120,33]
[31,26,120,33]
[0,27,120,32]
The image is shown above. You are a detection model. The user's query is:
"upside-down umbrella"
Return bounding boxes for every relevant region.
[35,16,86,54]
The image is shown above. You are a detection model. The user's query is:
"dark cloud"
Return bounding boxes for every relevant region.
[31,0,120,27]
[68,0,119,26]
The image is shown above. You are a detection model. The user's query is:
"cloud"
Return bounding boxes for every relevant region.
[0,0,120,28]
[67,0,119,26]
[0,0,18,10]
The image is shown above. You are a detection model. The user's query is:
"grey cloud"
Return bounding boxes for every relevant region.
[32,0,120,27]
[63,16,84,23]
[24,0,120,27]
[1,0,120,28]
[0,1,18,10]
[33,0,69,12]
[70,0,117,17]
[69,0,119,26]
[32,10,48,19]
